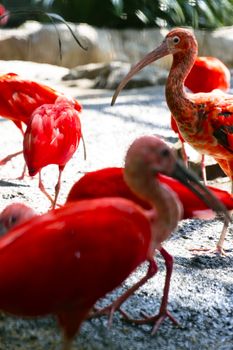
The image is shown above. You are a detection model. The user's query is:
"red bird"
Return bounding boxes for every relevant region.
[0,203,36,235]
[23,96,83,208]
[111,27,233,253]
[185,56,230,94]
[0,72,82,165]
[2,167,231,329]
[171,56,230,179]
[0,136,228,348]
[67,167,233,220]
[66,166,233,326]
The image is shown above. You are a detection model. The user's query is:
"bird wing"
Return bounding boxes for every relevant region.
[190,91,233,153]
[0,198,150,315]
[0,73,82,124]
[23,99,82,174]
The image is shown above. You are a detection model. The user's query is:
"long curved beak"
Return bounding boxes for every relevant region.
[171,159,231,222]
[111,40,169,106]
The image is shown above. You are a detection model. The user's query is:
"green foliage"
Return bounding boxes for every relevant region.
[4,0,233,29]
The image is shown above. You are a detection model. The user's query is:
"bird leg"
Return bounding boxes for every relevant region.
[90,258,158,327]
[60,337,73,350]
[201,154,207,185]
[181,141,188,167]
[17,163,27,180]
[57,307,91,350]
[188,172,232,255]
[122,247,179,334]
[189,214,231,255]
[38,172,55,207]
[81,134,87,161]
[13,120,25,135]
[0,150,23,165]
[53,166,65,209]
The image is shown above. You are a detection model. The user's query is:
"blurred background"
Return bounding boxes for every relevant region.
[3,0,233,29]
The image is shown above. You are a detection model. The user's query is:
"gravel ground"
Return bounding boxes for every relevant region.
[0,61,233,350]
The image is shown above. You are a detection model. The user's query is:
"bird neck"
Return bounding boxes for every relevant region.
[166,50,197,126]
[124,168,182,248]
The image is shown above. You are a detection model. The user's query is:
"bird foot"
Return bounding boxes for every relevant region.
[189,245,227,256]
[89,303,115,327]
[89,302,131,328]
[123,309,179,335]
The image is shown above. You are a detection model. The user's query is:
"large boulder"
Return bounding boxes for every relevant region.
[1,21,233,69]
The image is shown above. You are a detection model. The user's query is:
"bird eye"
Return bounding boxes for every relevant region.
[173,36,180,44]
[160,148,170,158]
[8,216,17,225]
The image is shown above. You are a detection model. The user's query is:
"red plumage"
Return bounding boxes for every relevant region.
[23,96,83,207]
[184,56,230,94]
[0,73,82,168]
[0,198,151,342]
[171,56,230,166]
[0,73,81,131]
[0,4,8,25]
[67,167,233,220]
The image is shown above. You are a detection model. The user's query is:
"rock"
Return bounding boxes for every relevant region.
[1,21,233,69]
[197,27,233,67]
[0,21,112,68]
[62,61,168,89]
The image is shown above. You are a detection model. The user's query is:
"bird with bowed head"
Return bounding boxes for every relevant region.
[111,27,233,254]
[66,165,233,328]
[0,72,82,167]
[23,95,83,208]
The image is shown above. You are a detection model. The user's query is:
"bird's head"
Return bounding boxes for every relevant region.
[125,135,176,176]
[111,28,197,105]
[124,135,231,222]
[165,28,197,54]
[0,203,36,235]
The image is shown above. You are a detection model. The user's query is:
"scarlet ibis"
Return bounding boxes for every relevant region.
[111,27,233,253]
[0,72,82,165]
[2,166,231,330]
[0,203,36,235]
[171,56,230,180]
[66,165,233,327]
[0,135,229,348]
[23,96,83,208]
[67,167,233,220]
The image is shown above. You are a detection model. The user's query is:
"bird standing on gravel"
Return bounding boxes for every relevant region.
[111,27,233,254]
[0,73,82,166]
[171,55,230,183]
[23,96,83,208]
[66,165,233,329]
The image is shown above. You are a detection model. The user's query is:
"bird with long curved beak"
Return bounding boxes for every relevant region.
[111,27,233,254]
